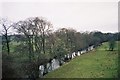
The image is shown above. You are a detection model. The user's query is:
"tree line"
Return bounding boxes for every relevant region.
[0,17,119,79]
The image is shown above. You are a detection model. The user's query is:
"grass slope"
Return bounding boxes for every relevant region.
[44,42,118,78]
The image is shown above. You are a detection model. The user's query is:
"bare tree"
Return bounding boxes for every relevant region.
[0,18,12,55]
[13,17,53,78]
[32,17,53,54]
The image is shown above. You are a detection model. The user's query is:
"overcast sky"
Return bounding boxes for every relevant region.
[0,0,119,33]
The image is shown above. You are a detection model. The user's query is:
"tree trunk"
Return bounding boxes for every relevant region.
[28,36,32,62]
[5,33,10,55]
[42,31,45,54]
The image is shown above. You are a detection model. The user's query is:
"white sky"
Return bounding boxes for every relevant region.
[0,0,119,33]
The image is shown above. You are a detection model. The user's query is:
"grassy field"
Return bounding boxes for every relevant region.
[44,42,119,78]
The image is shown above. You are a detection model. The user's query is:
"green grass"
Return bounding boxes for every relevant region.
[44,42,118,78]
